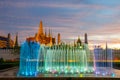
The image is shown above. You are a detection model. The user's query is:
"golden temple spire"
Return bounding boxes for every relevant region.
[38,21,44,35]
[36,20,44,42]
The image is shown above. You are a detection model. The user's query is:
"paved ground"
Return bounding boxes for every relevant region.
[0,67,120,78]
[0,67,19,77]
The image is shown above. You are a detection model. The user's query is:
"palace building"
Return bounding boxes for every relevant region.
[0,33,18,48]
[26,21,61,46]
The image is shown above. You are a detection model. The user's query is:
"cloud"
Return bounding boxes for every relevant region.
[0,0,107,9]
[0,0,120,47]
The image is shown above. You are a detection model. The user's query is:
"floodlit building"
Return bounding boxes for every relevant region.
[26,21,61,46]
[0,33,19,48]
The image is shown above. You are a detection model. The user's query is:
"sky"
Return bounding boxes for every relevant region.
[0,0,120,49]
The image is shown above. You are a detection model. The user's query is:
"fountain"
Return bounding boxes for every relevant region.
[17,41,40,77]
[17,40,114,77]
[44,44,94,74]
[94,46,114,76]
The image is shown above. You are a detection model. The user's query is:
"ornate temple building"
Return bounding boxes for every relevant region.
[74,33,88,47]
[0,33,19,48]
[26,21,61,46]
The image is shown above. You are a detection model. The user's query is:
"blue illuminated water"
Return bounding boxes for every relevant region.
[94,48,113,76]
[17,41,40,77]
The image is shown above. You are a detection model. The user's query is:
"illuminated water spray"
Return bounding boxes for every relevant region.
[44,44,94,74]
[17,41,40,77]
[94,43,114,76]
[17,40,114,77]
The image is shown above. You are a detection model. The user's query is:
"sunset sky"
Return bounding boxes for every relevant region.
[0,0,120,49]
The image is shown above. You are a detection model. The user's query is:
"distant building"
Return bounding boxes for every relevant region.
[112,49,120,60]
[0,33,14,48]
[27,21,61,46]
[77,36,82,46]
[0,33,19,49]
[75,33,88,47]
